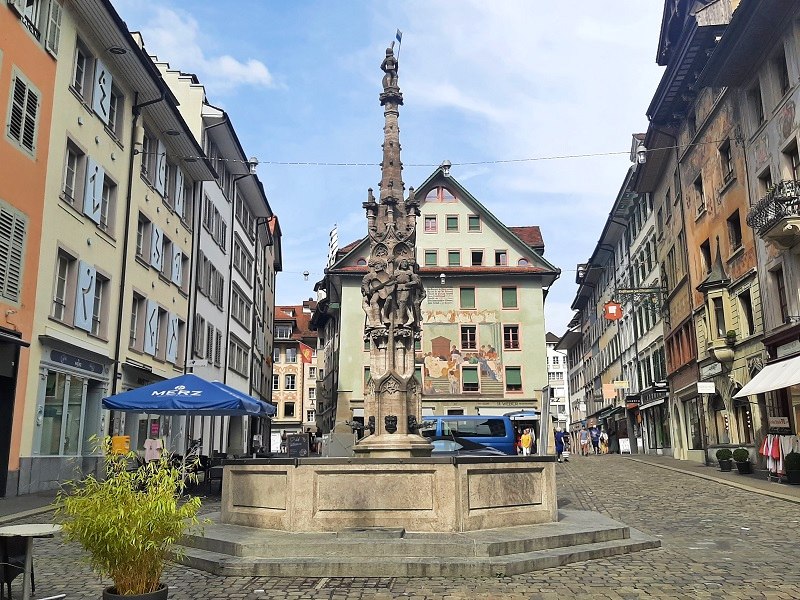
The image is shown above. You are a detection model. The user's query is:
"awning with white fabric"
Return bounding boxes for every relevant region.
[734,355,800,398]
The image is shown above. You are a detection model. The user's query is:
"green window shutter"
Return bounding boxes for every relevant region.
[462,368,479,384]
[468,215,480,231]
[446,216,458,231]
[505,367,522,386]
[460,287,475,309]
[414,366,422,383]
[424,250,437,266]
[502,287,517,308]
[448,251,460,266]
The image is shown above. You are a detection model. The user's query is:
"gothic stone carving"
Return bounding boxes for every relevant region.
[385,415,398,434]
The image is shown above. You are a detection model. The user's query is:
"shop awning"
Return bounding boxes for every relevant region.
[639,398,666,411]
[102,374,276,416]
[734,355,800,398]
[0,330,29,347]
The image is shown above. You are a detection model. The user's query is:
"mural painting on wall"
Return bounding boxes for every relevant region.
[417,311,504,397]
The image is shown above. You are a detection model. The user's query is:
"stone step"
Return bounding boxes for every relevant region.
[176,528,660,578]
[181,511,630,559]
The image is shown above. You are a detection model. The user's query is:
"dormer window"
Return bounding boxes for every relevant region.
[425,187,457,203]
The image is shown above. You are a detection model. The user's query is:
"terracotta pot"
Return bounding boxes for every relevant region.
[103,584,168,600]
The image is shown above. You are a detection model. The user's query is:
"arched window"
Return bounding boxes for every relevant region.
[425,187,457,203]
[517,258,529,266]
[356,258,367,266]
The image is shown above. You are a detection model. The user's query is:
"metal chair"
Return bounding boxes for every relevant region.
[0,535,36,600]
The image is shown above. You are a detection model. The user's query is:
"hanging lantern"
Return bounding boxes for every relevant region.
[604,301,623,321]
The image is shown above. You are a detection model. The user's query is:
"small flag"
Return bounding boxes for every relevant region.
[299,342,315,364]
[396,29,403,45]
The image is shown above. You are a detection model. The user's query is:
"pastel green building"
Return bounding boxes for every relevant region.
[314,166,560,435]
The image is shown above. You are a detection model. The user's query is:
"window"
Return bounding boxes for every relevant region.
[100,176,116,233]
[136,213,150,259]
[107,85,123,137]
[462,367,479,392]
[235,195,255,236]
[90,273,109,338]
[130,294,144,349]
[425,187,456,202]
[517,258,529,266]
[205,323,215,362]
[759,168,773,196]
[62,140,84,204]
[44,1,62,54]
[424,250,437,266]
[276,325,292,340]
[7,72,40,154]
[505,367,522,392]
[284,402,296,418]
[471,250,483,266]
[140,129,158,183]
[307,410,315,423]
[364,366,371,393]
[272,374,279,391]
[233,237,254,280]
[739,290,755,336]
[712,297,726,338]
[229,336,249,376]
[214,329,223,366]
[495,250,507,266]
[160,235,173,279]
[39,371,101,456]
[72,39,92,98]
[424,216,437,233]
[552,355,560,366]
[191,313,204,357]
[461,325,477,350]
[447,250,460,266]
[468,215,480,232]
[231,285,252,330]
[203,197,228,250]
[694,174,706,215]
[446,215,458,232]
[749,84,765,126]
[503,325,519,350]
[783,141,800,181]
[309,367,317,379]
[727,210,742,252]
[285,374,296,391]
[775,267,789,323]
[286,347,297,363]
[273,347,280,364]
[720,141,734,184]
[774,47,791,98]
[700,239,711,274]
[52,250,76,322]
[0,203,27,303]
[501,287,518,309]
[460,287,475,309]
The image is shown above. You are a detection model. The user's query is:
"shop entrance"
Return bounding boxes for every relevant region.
[0,335,24,497]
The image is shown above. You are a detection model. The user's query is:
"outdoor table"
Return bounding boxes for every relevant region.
[0,523,61,600]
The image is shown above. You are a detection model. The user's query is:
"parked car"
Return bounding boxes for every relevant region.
[420,415,516,454]
[428,436,507,456]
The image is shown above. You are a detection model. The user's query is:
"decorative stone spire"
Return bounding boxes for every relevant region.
[355,41,430,458]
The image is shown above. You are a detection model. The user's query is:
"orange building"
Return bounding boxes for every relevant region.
[0,1,57,495]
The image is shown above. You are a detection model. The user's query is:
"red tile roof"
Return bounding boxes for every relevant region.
[509,226,544,249]
[275,304,318,340]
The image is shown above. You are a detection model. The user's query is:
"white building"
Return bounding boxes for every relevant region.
[545,332,569,431]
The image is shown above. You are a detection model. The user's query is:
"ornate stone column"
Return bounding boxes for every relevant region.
[354,43,432,458]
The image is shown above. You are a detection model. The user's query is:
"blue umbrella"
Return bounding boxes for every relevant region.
[102,374,275,416]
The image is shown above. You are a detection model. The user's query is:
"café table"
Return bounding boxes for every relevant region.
[0,523,61,600]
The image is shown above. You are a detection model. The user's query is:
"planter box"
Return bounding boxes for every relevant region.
[735,461,753,475]
[718,459,733,472]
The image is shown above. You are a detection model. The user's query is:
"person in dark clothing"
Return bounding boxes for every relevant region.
[554,427,569,463]
[590,426,601,455]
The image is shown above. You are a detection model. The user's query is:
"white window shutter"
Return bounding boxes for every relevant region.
[171,247,182,286]
[0,207,26,303]
[174,168,185,217]
[150,226,163,271]
[83,156,104,224]
[143,300,158,355]
[166,313,179,363]
[154,140,167,196]
[92,59,112,124]
[45,1,62,55]
[74,261,96,331]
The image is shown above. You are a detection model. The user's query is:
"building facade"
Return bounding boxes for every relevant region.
[0,0,57,495]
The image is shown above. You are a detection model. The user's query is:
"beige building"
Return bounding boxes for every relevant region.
[18,1,213,493]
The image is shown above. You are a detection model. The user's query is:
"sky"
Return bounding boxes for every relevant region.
[114,0,666,335]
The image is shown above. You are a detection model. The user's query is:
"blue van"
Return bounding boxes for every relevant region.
[419,415,516,455]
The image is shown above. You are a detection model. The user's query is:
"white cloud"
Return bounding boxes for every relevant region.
[124,4,275,93]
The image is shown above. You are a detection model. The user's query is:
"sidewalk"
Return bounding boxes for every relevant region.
[0,489,58,524]
[623,453,800,504]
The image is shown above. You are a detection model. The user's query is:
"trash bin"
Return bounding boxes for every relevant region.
[111,435,130,454]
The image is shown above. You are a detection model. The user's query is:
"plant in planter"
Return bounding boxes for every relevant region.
[54,438,201,599]
[732,447,753,475]
[785,451,800,485]
[725,330,737,347]
[715,448,733,472]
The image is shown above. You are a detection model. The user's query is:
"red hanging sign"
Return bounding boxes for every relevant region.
[604,301,623,321]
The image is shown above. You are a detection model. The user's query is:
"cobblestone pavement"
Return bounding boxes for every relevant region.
[13,454,800,599]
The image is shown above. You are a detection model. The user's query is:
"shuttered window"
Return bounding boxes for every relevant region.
[462,367,479,392]
[7,74,39,154]
[501,287,518,308]
[45,1,62,55]
[0,205,27,303]
[505,367,522,391]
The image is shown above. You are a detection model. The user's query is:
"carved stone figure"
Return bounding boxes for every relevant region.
[381,44,398,90]
[407,415,418,433]
[410,261,426,329]
[384,415,398,434]
[368,416,376,435]
[392,259,415,326]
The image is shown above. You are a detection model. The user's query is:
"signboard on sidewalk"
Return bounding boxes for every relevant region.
[619,438,631,454]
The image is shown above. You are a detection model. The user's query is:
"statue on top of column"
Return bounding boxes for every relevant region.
[381,43,399,90]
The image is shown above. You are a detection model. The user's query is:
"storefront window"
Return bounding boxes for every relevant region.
[736,402,754,444]
[645,403,672,449]
[684,397,704,450]
[40,371,100,456]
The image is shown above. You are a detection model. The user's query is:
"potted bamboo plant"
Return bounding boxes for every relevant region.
[54,438,201,599]
[732,447,753,475]
[715,448,733,472]
[785,452,800,485]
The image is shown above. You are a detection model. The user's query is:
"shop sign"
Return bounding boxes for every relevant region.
[613,380,629,389]
[700,362,723,379]
[50,350,104,375]
[776,340,800,359]
[768,416,790,428]
[697,382,716,394]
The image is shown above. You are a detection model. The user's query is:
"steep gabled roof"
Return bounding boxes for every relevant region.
[275,304,317,341]
[509,226,544,253]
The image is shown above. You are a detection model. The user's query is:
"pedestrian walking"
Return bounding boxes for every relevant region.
[554,427,568,462]
[590,426,601,455]
[520,428,533,456]
[579,426,590,456]
[600,429,609,454]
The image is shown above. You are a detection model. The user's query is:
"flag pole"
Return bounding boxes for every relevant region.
[395,29,403,60]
